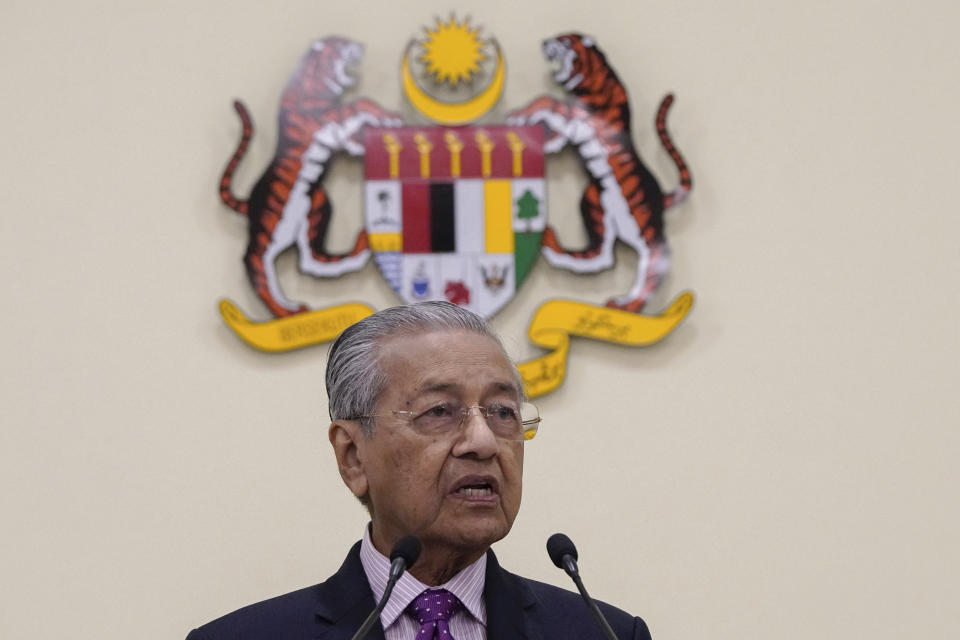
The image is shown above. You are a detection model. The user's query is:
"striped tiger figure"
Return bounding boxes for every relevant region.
[220,37,402,317]
[507,33,692,313]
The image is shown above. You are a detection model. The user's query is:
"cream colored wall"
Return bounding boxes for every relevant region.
[2,0,958,638]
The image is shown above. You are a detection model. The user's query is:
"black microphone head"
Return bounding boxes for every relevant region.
[546,533,578,568]
[389,535,422,569]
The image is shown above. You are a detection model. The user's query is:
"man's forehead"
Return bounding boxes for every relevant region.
[379,327,506,359]
[377,329,519,395]
[414,379,520,397]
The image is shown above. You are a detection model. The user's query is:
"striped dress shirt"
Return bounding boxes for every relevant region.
[359,526,487,640]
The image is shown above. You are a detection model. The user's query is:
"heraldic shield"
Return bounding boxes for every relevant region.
[363,125,545,318]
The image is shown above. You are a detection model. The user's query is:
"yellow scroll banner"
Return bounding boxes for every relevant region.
[220,292,693,397]
[219,299,375,353]
[517,292,695,398]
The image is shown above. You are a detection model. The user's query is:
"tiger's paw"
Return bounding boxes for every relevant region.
[381,110,404,127]
[540,226,561,251]
[604,297,646,314]
[266,302,311,318]
[543,135,567,153]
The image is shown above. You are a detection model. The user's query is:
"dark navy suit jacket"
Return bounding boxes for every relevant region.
[186,542,651,640]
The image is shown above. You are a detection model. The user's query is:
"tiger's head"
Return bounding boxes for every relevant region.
[285,36,365,108]
[542,33,614,95]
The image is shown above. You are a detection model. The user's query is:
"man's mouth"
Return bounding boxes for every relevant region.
[455,485,493,497]
[451,476,499,499]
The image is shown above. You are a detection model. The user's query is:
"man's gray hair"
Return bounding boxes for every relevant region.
[326,301,519,433]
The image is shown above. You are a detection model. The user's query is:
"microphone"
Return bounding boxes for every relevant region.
[547,533,620,640]
[388,535,422,581]
[349,535,421,640]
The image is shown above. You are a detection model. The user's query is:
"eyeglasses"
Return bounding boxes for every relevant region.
[354,401,541,441]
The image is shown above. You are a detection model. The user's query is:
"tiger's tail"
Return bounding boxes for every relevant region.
[219,100,253,215]
[655,93,693,209]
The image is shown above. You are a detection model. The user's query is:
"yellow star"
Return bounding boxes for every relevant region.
[419,16,487,87]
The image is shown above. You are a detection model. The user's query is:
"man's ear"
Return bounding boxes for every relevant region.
[328,419,369,501]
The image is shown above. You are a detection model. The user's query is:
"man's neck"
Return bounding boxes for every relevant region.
[406,546,487,586]
[370,527,486,585]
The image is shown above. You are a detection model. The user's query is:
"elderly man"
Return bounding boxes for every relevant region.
[187,302,650,639]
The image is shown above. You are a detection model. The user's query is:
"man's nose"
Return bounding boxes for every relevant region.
[452,406,499,458]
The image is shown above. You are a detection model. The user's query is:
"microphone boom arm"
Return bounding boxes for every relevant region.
[350,536,421,640]
[562,555,620,640]
[547,533,620,640]
[349,561,402,640]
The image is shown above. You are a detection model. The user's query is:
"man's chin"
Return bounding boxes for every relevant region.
[421,514,511,553]
[450,517,512,551]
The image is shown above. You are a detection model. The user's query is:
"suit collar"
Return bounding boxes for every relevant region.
[313,541,386,640]
[484,548,538,640]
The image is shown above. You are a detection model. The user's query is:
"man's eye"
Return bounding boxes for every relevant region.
[488,404,519,421]
[421,403,456,419]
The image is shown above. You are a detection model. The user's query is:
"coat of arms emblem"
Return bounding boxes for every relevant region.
[363,124,545,317]
[217,17,696,397]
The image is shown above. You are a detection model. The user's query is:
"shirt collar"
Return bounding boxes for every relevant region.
[358,524,488,629]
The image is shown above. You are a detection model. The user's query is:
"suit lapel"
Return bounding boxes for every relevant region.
[484,549,538,640]
[313,541,386,640]
[314,544,536,640]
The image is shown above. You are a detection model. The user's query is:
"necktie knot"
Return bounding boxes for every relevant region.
[407,588,462,631]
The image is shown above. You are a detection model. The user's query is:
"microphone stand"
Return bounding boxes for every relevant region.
[559,554,620,640]
[349,535,421,640]
[349,572,401,640]
[548,533,620,640]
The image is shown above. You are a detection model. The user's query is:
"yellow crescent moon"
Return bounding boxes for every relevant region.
[401,42,506,125]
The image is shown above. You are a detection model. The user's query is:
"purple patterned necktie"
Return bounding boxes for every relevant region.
[407,588,462,640]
